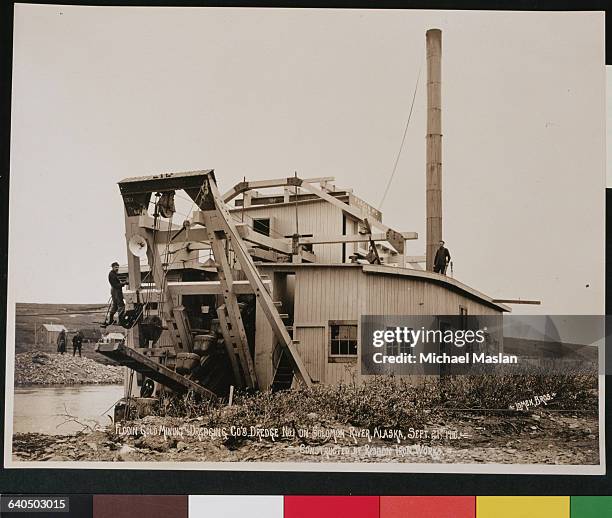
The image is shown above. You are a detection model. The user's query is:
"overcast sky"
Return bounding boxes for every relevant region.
[8,6,606,316]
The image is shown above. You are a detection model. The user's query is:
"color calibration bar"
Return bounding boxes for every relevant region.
[0,496,610,517]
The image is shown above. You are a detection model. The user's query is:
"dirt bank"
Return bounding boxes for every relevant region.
[12,410,599,465]
[14,351,123,385]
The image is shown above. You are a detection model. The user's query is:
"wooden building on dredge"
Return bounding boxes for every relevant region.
[234,190,509,387]
[98,169,508,400]
[97,29,509,401]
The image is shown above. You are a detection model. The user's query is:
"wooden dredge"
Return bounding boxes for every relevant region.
[96,29,533,412]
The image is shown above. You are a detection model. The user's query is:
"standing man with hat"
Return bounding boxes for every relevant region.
[104,261,128,327]
[433,240,451,275]
[56,329,67,355]
[72,330,84,357]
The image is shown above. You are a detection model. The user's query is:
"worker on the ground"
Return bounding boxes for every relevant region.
[433,240,451,275]
[104,261,128,327]
[72,330,83,357]
[56,329,67,355]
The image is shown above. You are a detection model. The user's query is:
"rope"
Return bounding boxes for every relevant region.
[378,58,423,209]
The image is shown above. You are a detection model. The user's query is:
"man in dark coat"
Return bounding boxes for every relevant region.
[104,262,128,326]
[72,330,83,357]
[56,329,67,355]
[433,240,451,275]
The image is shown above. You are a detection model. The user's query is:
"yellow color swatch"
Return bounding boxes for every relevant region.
[477,497,569,518]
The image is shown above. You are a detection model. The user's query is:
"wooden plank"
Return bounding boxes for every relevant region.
[138,215,184,232]
[124,280,271,301]
[118,170,213,195]
[234,222,292,254]
[124,213,143,346]
[96,342,217,400]
[152,226,209,244]
[217,305,245,388]
[248,248,284,262]
[222,176,336,204]
[201,212,258,389]
[491,299,541,305]
[299,232,417,245]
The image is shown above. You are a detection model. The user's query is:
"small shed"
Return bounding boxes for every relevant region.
[42,324,67,345]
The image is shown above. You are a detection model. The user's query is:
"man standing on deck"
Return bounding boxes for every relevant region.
[433,240,451,275]
[104,262,128,327]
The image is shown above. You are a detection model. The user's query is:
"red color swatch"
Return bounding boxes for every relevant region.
[380,496,475,518]
[284,496,380,518]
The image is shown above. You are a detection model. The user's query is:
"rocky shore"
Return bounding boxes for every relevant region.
[14,351,124,385]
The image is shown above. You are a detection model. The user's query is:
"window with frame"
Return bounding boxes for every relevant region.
[329,321,358,358]
[385,326,413,356]
[252,218,271,237]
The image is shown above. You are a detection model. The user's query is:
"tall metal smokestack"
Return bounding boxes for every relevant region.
[425,28,442,272]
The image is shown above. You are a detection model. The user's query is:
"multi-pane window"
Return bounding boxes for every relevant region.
[384,327,413,356]
[329,321,358,357]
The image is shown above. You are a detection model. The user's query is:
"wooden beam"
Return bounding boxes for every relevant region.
[222,179,292,204]
[96,341,217,400]
[124,213,143,347]
[234,222,292,254]
[299,232,417,245]
[138,215,184,232]
[118,170,213,195]
[248,247,284,262]
[124,280,272,302]
[491,299,541,305]
[217,304,245,388]
[152,227,210,244]
[201,211,258,389]
[222,176,336,204]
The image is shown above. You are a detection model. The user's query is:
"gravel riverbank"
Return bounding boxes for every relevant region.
[15,351,124,385]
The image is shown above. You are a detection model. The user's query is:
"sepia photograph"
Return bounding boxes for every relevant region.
[4,5,606,473]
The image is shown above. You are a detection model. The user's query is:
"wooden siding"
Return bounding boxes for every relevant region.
[233,201,344,262]
[254,298,276,388]
[365,274,500,316]
[254,265,503,387]
[294,326,326,382]
[293,267,362,322]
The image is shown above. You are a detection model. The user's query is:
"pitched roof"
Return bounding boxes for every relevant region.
[259,263,511,312]
[42,324,67,332]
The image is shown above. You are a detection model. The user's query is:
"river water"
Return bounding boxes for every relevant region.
[13,385,125,435]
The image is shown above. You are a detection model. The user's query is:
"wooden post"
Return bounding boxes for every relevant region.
[426,28,442,272]
[125,212,143,348]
